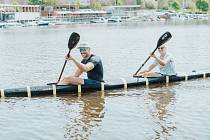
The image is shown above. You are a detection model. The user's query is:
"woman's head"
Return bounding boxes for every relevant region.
[158,45,167,55]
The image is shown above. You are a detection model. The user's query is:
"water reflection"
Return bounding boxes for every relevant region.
[60,93,105,140]
[145,87,176,139]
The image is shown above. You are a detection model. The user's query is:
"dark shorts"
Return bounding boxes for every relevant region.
[84,79,101,85]
[157,72,177,77]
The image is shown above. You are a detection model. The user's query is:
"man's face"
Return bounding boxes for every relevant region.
[79,47,90,58]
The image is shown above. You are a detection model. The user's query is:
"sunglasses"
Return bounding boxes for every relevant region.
[79,47,88,52]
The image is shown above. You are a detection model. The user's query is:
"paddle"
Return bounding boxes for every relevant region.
[133,31,172,77]
[56,32,80,84]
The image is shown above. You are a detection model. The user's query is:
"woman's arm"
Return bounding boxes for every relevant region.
[136,64,156,75]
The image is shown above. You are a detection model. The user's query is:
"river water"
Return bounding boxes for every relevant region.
[0,20,210,140]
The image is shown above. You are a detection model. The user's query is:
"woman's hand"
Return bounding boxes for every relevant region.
[150,52,157,59]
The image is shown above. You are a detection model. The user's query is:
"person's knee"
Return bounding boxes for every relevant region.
[143,72,149,77]
[61,76,72,82]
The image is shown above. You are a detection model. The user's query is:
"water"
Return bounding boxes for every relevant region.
[0,21,210,139]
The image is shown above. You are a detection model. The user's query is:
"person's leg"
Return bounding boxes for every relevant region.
[59,76,84,85]
[143,72,162,77]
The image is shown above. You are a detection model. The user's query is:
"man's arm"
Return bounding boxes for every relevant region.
[72,59,94,72]
[66,55,95,72]
[72,69,83,77]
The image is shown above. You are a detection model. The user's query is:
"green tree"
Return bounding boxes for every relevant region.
[171,1,181,11]
[28,0,43,5]
[28,0,58,5]
[136,0,141,5]
[196,0,209,11]
[46,0,59,5]
[117,0,126,5]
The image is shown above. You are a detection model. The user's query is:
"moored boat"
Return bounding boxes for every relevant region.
[108,16,122,23]
[1,71,209,98]
[0,22,6,28]
[37,20,49,26]
[90,17,108,23]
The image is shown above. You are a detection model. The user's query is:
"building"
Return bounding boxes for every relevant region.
[0,4,40,22]
[104,5,141,17]
[40,4,77,17]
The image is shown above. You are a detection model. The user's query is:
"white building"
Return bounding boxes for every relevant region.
[0,4,40,21]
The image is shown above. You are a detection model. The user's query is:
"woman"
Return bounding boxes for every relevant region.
[136,45,176,77]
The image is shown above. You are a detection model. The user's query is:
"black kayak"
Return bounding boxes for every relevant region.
[1,71,209,98]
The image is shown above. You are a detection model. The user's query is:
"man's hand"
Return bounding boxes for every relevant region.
[65,55,74,61]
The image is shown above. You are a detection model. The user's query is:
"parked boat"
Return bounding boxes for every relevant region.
[3,20,22,27]
[90,17,108,23]
[0,71,209,98]
[22,21,38,27]
[108,16,122,23]
[37,20,49,26]
[0,22,5,28]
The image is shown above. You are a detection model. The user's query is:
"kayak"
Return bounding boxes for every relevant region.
[1,71,209,98]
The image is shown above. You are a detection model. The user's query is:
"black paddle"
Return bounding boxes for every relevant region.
[133,31,172,77]
[47,32,80,85]
[56,32,80,83]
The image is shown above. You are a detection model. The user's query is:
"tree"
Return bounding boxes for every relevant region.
[171,1,181,11]
[28,0,59,5]
[136,0,141,5]
[116,0,126,5]
[28,0,43,5]
[196,0,209,11]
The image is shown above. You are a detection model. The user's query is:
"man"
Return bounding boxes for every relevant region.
[135,45,176,77]
[60,43,103,85]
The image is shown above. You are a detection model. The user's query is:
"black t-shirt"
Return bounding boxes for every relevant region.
[81,54,103,82]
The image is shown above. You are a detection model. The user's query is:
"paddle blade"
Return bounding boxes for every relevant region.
[157,31,172,48]
[68,32,80,50]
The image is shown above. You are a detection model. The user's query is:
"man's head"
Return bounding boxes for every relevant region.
[158,45,167,55]
[78,43,91,58]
